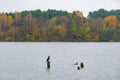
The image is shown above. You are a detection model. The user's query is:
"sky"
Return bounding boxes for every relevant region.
[0,0,120,17]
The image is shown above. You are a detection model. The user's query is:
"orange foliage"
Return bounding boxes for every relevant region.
[0,13,13,27]
[0,13,8,27]
[104,15,118,29]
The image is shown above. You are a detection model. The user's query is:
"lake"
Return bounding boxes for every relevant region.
[0,42,120,80]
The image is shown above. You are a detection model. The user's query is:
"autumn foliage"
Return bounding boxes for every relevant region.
[104,15,118,29]
[0,9,120,41]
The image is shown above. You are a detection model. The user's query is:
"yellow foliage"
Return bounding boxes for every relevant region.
[103,26,109,31]
[85,34,91,41]
[74,10,83,17]
[30,36,35,41]
[8,16,13,25]
[50,17,57,22]
[29,26,39,41]
[15,12,21,20]
[94,34,100,41]
[52,25,67,38]
[85,27,90,33]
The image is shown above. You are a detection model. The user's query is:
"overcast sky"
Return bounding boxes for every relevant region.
[0,0,120,16]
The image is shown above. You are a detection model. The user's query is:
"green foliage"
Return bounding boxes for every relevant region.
[112,25,120,41]
[88,9,120,20]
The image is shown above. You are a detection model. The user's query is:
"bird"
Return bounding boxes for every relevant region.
[46,56,50,62]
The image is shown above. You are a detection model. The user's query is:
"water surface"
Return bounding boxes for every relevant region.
[0,42,120,80]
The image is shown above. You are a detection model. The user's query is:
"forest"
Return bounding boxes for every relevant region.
[0,9,120,41]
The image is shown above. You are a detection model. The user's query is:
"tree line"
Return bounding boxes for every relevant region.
[0,9,120,41]
[88,9,120,20]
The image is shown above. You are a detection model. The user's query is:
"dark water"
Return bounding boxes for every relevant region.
[0,42,120,80]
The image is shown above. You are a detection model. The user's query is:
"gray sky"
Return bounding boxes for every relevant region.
[0,0,120,16]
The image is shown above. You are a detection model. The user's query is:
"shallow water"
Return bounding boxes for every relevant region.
[0,42,120,80]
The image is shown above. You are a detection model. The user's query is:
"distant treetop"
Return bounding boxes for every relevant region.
[88,9,120,20]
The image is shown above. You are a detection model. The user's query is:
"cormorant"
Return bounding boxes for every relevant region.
[46,56,50,62]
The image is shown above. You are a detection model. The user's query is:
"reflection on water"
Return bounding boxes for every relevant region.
[0,42,120,80]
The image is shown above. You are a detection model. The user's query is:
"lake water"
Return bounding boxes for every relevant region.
[0,42,120,80]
